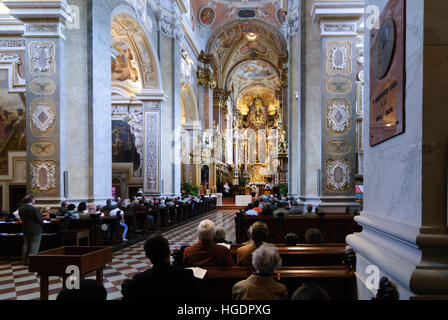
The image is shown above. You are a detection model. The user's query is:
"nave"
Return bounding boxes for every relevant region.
[0,210,236,300]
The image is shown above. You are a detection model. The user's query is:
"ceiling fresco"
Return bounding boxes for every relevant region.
[228,60,280,98]
[206,19,287,88]
[111,14,160,98]
[192,0,285,30]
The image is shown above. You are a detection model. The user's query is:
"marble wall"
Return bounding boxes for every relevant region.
[362,0,423,227]
[347,0,448,299]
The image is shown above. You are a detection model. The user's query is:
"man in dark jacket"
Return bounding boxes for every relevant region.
[19,195,43,265]
[121,233,200,300]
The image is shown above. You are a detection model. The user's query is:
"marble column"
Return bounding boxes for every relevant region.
[157,9,182,197]
[347,0,448,299]
[287,1,302,200]
[85,0,113,203]
[4,1,74,206]
[312,3,364,213]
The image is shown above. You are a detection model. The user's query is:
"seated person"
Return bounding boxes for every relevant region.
[183,219,234,267]
[121,234,199,300]
[232,244,287,300]
[41,206,51,219]
[237,221,269,266]
[65,204,78,219]
[261,202,273,216]
[103,199,116,212]
[214,226,232,245]
[269,200,278,212]
[244,203,259,216]
[305,228,323,244]
[78,202,89,220]
[253,200,263,214]
[303,204,317,216]
[288,200,303,215]
[86,203,97,218]
[56,201,68,216]
[107,207,128,242]
[273,201,289,218]
[56,279,107,301]
[96,205,104,216]
[291,282,330,300]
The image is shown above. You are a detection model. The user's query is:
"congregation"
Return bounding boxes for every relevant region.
[16,193,332,301]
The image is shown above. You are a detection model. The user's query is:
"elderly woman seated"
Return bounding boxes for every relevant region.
[232,244,287,300]
[237,221,269,266]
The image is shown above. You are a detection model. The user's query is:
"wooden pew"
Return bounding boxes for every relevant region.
[168,206,177,225]
[134,209,149,234]
[235,215,362,244]
[199,266,356,300]
[0,221,60,257]
[229,244,346,266]
[123,212,136,239]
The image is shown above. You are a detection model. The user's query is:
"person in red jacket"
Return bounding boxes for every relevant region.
[183,219,234,267]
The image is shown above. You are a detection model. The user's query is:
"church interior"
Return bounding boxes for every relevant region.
[0,0,447,302]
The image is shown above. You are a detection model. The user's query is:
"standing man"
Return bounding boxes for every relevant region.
[19,195,43,266]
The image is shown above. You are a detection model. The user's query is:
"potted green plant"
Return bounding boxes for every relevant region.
[279,184,288,196]
[182,182,192,195]
[191,185,199,196]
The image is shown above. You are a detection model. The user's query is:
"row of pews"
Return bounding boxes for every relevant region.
[124,198,217,238]
[193,212,363,300]
[0,197,217,257]
[235,213,362,243]
[193,243,356,300]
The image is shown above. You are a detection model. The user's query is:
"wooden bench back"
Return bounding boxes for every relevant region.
[200,266,356,300]
[229,244,347,266]
[235,215,362,244]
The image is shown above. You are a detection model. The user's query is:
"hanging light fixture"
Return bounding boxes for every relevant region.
[246,32,257,41]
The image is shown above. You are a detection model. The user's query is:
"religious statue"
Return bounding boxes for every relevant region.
[278,127,288,155]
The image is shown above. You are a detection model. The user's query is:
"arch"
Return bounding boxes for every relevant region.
[205,19,287,89]
[226,59,280,99]
[180,82,200,127]
[110,6,163,100]
[206,19,287,56]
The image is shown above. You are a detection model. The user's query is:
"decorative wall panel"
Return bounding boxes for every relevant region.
[30,141,56,157]
[29,41,56,76]
[327,98,352,134]
[143,108,160,194]
[30,98,56,137]
[30,78,56,96]
[31,160,56,193]
[326,158,351,192]
[326,40,352,76]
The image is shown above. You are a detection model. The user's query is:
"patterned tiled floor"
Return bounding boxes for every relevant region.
[0,210,236,300]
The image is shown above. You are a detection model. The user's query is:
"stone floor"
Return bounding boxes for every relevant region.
[0,210,236,300]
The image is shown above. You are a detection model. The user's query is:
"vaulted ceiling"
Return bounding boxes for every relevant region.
[205,19,287,89]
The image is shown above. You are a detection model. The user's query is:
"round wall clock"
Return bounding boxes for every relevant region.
[373,17,396,80]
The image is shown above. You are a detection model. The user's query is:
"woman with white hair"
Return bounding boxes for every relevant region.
[232,244,287,300]
[183,219,234,267]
